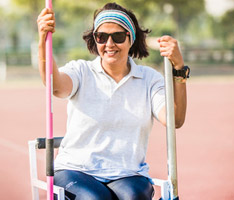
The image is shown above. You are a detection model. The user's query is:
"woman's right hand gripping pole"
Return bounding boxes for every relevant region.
[37,8,72,98]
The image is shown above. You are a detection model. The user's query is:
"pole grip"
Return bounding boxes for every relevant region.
[46,138,54,176]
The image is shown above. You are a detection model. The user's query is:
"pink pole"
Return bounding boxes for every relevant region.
[45,0,53,199]
[45,2,53,141]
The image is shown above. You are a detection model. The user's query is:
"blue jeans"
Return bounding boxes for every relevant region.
[54,170,154,200]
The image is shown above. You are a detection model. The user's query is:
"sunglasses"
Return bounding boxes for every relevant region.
[93,32,130,44]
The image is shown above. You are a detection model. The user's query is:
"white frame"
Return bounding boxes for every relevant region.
[28,140,65,200]
[28,139,172,200]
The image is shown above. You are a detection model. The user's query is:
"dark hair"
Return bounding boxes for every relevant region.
[83,2,151,59]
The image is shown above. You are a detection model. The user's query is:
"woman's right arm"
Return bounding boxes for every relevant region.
[37,8,73,98]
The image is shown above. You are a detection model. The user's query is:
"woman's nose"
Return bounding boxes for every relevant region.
[106,35,115,46]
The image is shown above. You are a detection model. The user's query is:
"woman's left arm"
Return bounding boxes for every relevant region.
[157,35,187,128]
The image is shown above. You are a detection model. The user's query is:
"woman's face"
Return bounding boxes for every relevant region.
[95,22,131,67]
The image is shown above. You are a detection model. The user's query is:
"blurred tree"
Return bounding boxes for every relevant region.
[54,0,159,30]
[8,0,232,66]
[184,12,218,47]
[0,7,6,51]
[155,0,205,38]
[53,0,206,40]
[12,0,44,34]
[219,9,234,48]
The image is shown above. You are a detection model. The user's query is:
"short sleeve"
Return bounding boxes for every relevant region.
[151,72,165,121]
[58,60,82,99]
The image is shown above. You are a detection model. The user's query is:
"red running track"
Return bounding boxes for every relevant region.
[0,79,234,200]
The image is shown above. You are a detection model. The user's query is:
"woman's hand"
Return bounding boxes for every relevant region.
[157,36,184,70]
[37,8,56,43]
[157,35,187,128]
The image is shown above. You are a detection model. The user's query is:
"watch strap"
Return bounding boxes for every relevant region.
[173,66,190,79]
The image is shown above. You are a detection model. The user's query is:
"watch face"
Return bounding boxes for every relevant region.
[184,66,190,78]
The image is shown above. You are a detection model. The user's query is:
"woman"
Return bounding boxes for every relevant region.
[37,2,188,200]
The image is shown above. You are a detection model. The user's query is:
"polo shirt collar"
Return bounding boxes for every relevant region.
[91,56,143,79]
[91,56,103,73]
[128,57,143,79]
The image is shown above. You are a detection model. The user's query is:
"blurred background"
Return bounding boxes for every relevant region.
[0,0,234,80]
[0,0,234,199]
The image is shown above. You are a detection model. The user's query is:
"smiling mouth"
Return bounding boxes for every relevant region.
[105,50,118,56]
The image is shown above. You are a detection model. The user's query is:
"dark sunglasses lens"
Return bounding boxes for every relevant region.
[95,32,108,44]
[112,32,126,43]
[94,32,128,44]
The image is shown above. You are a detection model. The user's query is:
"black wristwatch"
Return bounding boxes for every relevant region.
[173,66,190,79]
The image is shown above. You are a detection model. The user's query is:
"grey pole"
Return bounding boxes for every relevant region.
[164,57,179,199]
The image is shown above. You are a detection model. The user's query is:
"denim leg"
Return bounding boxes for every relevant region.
[107,176,154,200]
[54,170,115,200]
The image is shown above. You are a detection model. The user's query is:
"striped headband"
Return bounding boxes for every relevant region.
[94,10,136,46]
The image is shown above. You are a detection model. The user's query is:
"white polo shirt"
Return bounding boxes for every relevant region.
[55,56,165,182]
